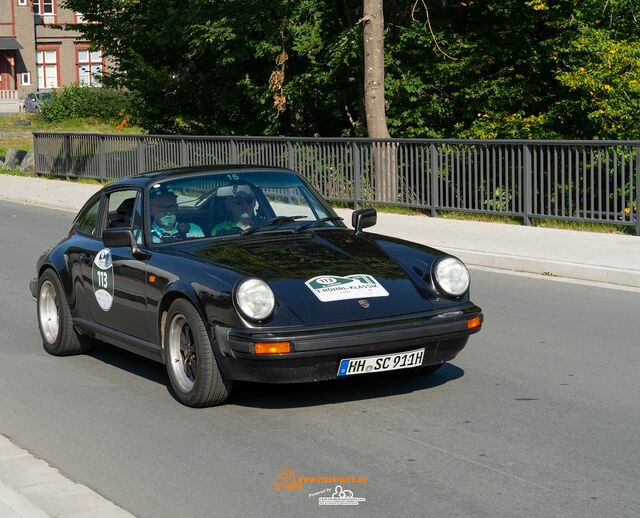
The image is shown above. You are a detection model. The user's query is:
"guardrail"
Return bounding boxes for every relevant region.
[33,132,639,234]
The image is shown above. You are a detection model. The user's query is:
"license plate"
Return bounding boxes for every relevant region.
[337,348,425,377]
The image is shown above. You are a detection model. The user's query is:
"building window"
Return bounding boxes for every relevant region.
[20,72,31,86]
[77,47,104,86]
[18,0,29,7]
[36,48,58,89]
[34,0,56,23]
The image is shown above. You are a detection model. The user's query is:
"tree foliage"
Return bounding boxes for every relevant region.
[63,0,640,139]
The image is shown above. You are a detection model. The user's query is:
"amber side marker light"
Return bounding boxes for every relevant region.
[467,316,482,330]
[254,342,291,354]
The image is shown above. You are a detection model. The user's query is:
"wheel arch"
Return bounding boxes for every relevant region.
[37,263,73,303]
[157,287,209,353]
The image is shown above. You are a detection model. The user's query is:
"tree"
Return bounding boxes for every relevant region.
[362,0,397,201]
[62,0,640,140]
[362,0,390,138]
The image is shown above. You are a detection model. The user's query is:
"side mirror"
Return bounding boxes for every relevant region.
[102,228,147,258]
[352,208,377,234]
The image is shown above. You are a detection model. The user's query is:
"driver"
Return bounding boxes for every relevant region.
[210,185,257,236]
[149,190,204,243]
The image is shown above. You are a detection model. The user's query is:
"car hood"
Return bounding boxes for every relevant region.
[183,229,443,325]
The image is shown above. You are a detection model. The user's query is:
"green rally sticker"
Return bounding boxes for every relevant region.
[305,274,389,302]
[92,248,114,311]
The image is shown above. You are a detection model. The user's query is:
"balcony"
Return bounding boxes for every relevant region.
[0,90,20,113]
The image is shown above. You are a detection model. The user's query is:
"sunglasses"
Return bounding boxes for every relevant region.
[233,196,256,206]
[154,203,178,213]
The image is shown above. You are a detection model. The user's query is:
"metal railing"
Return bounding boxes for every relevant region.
[33,132,640,235]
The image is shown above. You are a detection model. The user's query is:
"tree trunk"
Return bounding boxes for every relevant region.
[363,0,397,202]
[363,0,389,138]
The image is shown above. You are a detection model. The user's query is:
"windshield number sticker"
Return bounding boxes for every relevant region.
[226,173,239,180]
[92,248,114,311]
[305,274,389,302]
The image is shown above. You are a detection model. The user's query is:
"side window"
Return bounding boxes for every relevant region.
[262,186,327,220]
[105,190,139,230]
[75,197,101,236]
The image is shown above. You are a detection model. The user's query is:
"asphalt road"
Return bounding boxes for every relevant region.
[1,200,638,518]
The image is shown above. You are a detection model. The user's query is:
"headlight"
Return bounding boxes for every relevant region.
[235,278,275,321]
[434,257,470,296]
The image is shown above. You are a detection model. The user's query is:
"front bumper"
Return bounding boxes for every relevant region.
[212,304,482,383]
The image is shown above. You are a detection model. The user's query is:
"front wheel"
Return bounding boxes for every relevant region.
[164,299,233,407]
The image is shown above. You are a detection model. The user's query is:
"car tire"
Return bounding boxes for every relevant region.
[37,269,93,356]
[164,299,233,407]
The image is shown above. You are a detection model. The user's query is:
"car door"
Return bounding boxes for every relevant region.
[64,193,103,322]
[82,188,151,341]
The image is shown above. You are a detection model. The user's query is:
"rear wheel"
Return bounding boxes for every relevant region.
[37,269,92,356]
[164,299,233,407]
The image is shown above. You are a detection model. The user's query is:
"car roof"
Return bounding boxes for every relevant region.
[105,165,297,190]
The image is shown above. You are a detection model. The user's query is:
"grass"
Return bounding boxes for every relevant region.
[0,113,144,163]
[530,217,635,235]
[0,167,109,185]
[0,113,143,134]
[330,202,633,235]
[0,136,33,154]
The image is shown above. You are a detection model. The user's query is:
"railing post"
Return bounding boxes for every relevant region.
[353,142,361,210]
[180,138,189,167]
[33,133,39,175]
[430,143,438,217]
[63,134,72,177]
[230,139,238,163]
[287,141,295,171]
[636,146,640,236]
[523,143,532,226]
[137,137,145,174]
[98,135,106,180]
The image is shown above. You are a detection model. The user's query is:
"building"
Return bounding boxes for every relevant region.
[0,0,106,112]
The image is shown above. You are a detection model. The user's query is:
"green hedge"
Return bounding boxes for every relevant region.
[40,85,130,123]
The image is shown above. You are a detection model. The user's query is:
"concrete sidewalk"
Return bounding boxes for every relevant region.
[1,174,639,289]
[0,436,133,518]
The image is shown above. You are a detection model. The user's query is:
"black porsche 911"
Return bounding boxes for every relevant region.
[31,165,483,407]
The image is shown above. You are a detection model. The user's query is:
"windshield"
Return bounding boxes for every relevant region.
[146,171,342,244]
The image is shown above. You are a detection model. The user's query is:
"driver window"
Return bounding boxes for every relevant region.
[105,190,139,230]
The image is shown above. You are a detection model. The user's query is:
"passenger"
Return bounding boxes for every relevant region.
[149,190,204,243]
[210,185,258,236]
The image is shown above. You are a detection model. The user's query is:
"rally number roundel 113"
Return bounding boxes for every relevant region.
[92,248,114,311]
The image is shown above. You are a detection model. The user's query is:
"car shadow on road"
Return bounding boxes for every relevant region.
[87,341,168,386]
[229,364,464,409]
[87,341,464,408]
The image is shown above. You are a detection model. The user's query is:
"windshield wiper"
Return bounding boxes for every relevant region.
[241,215,306,235]
[294,216,344,232]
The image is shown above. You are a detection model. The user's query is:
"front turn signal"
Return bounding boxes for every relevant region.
[254,342,291,354]
[467,316,482,330]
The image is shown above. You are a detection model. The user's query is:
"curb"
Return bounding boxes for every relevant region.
[0,435,134,518]
[0,195,78,213]
[444,247,640,289]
